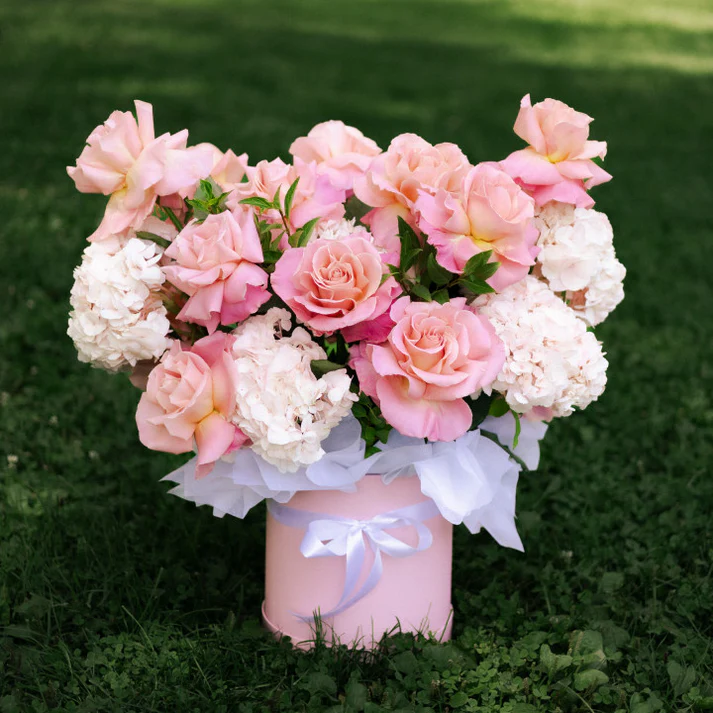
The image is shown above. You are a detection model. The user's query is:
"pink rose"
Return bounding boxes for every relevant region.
[68,101,213,242]
[136,333,248,477]
[500,94,611,208]
[351,297,505,441]
[289,120,381,192]
[353,134,470,263]
[271,231,401,336]
[230,157,345,233]
[163,208,270,333]
[199,144,249,190]
[416,162,538,291]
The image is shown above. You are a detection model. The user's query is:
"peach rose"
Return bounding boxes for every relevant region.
[289,120,381,192]
[67,100,213,241]
[416,162,538,291]
[500,94,611,208]
[351,297,504,441]
[230,157,345,233]
[136,333,248,477]
[353,134,470,263]
[163,208,270,333]
[271,231,401,337]
[198,143,249,191]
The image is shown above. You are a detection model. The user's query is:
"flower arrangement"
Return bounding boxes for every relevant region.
[67,95,625,552]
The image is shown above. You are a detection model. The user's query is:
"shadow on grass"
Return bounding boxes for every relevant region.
[1,0,713,708]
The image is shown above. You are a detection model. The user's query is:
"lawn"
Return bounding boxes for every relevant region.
[1,0,713,710]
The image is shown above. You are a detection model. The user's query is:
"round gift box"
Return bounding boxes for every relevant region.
[263,473,453,649]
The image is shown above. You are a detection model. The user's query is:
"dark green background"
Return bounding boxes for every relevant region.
[1,1,712,710]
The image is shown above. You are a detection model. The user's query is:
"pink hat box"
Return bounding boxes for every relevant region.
[263,473,453,649]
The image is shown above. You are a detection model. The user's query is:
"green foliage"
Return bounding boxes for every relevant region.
[310,359,346,377]
[344,195,371,222]
[2,0,713,709]
[240,196,274,212]
[387,219,501,303]
[283,177,300,219]
[290,216,319,248]
[466,392,494,429]
[184,178,230,220]
[153,204,183,231]
[135,230,172,249]
[351,393,393,457]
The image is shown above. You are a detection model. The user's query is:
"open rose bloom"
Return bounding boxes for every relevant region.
[66,97,623,646]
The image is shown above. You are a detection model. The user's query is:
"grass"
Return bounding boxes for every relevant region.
[1,0,713,710]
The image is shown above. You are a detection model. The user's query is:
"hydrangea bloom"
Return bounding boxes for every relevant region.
[534,202,626,326]
[67,236,171,371]
[313,218,361,242]
[230,309,356,472]
[475,277,608,417]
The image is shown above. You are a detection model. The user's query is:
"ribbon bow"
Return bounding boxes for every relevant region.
[267,499,441,621]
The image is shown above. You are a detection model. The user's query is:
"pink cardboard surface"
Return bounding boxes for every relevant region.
[264,474,454,649]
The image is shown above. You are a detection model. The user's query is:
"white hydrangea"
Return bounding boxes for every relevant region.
[475,277,608,418]
[67,236,171,372]
[534,202,626,326]
[313,218,361,241]
[230,308,356,472]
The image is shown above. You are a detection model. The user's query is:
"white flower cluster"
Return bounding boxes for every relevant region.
[230,308,356,472]
[67,236,171,371]
[313,218,360,241]
[476,277,608,417]
[534,202,626,326]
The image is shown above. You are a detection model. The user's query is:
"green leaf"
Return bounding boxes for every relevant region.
[306,672,337,696]
[573,669,608,691]
[667,660,697,697]
[468,392,493,429]
[598,571,625,594]
[569,630,604,658]
[310,360,346,378]
[376,428,391,443]
[262,249,282,264]
[135,231,171,249]
[344,195,371,221]
[271,185,281,210]
[398,216,421,271]
[488,398,509,418]
[297,217,320,247]
[449,692,469,707]
[269,231,284,250]
[194,178,217,202]
[398,215,420,244]
[392,651,418,675]
[183,199,209,221]
[630,693,664,713]
[478,260,500,279]
[161,205,183,231]
[240,196,273,211]
[426,252,453,286]
[432,288,450,304]
[539,644,573,677]
[283,177,299,219]
[512,410,521,448]
[152,204,168,220]
[463,250,493,275]
[463,249,493,275]
[345,678,368,710]
[403,247,422,271]
[410,283,432,302]
[460,277,495,295]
